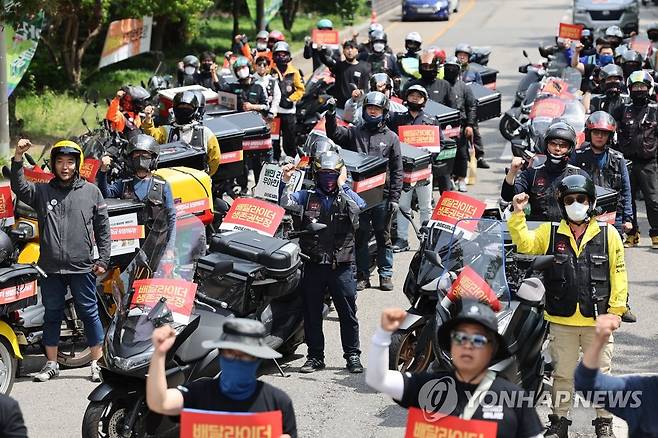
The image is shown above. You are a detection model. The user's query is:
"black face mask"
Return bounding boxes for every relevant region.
[406,101,424,112]
[131,156,154,173]
[173,106,196,125]
[630,89,649,106]
[443,66,460,83]
[274,55,290,67]
[419,67,437,81]
[201,63,212,72]
[604,80,622,96]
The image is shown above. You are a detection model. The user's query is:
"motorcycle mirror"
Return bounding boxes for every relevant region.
[516,277,545,303]
[1,166,10,179]
[214,198,231,213]
[423,250,443,267]
[148,297,174,328]
[531,255,554,271]
[24,153,36,166]
[523,49,529,58]
[511,138,527,157]
[212,260,234,277]
[518,65,529,74]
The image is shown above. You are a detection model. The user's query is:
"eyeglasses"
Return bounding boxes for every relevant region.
[547,139,571,148]
[563,194,588,205]
[450,331,490,348]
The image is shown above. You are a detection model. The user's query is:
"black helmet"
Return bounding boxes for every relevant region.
[309,136,338,159]
[120,85,150,112]
[600,63,624,81]
[542,120,577,155]
[556,174,597,220]
[172,90,200,125]
[621,50,643,78]
[0,231,13,267]
[369,30,387,44]
[127,134,160,171]
[182,55,200,69]
[368,72,393,93]
[437,299,510,362]
[313,150,344,175]
[648,23,658,41]
[147,75,172,92]
[585,111,616,144]
[454,43,473,57]
[443,56,462,82]
[362,91,389,113]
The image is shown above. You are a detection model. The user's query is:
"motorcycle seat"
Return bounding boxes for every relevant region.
[176,308,232,364]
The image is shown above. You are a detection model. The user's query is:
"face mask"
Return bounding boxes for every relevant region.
[363,112,383,131]
[274,55,290,66]
[373,42,386,53]
[184,66,196,75]
[420,68,437,81]
[256,41,267,51]
[630,89,649,106]
[237,67,250,79]
[599,54,613,66]
[131,156,153,174]
[443,66,460,83]
[405,43,420,53]
[565,201,589,223]
[317,172,339,193]
[218,356,261,400]
[201,63,212,72]
[604,80,622,95]
[407,101,424,112]
[173,106,196,125]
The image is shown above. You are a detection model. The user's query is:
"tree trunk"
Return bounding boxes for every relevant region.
[281,0,300,31]
[232,0,241,36]
[150,16,169,52]
[256,0,265,31]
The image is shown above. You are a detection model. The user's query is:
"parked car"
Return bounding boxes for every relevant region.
[573,0,639,36]
[401,0,459,21]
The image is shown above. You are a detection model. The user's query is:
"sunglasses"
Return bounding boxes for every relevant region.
[450,331,490,348]
[256,62,269,67]
[563,194,588,205]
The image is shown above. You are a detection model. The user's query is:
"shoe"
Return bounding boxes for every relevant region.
[457,180,468,192]
[346,355,363,373]
[33,361,60,382]
[90,360,102,382]
[476,158,490,169]
[299,357,325,373]
[544,414,571,438]
[379,276,394,291]
[652,236,658,250]
[624,232,640,248]
[391,239,409,253]
[356,275,371,291]
[621,308,637,323]
[592,417,615,438]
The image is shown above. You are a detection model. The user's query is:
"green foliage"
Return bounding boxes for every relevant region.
[118,0,213,22]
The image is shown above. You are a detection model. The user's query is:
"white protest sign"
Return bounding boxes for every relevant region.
[254,163,304,203]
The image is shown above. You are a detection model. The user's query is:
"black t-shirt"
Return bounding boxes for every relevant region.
[181,378,297,438]
[329,60,371,108]
[397,371,543,438]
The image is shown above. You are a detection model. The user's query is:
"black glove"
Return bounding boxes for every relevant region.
[388,201,399,214]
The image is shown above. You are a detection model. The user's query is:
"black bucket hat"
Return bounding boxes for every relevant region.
[202,318,282,359]
[437,300,510,362]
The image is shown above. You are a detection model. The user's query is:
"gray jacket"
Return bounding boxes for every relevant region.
[10,159,111,274]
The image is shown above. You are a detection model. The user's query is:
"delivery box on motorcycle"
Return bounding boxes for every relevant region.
[400,143,432,190]
[220,111,272,158]
[468,63,499,90]
[158,85,221,119]
[468,83,502,122]
[153,167,213,224]
[338,149,388,210]
[0,264,41,314]
[432,138,457,178]
[157,141,207,171]
[595,185,619,223]
[203,116,245,180]
[423,100,461,131]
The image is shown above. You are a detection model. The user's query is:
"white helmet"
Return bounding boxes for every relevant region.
[405,32,422,45]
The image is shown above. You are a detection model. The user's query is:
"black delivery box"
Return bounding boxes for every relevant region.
[157,141,207,171]
[468,83,502,122]
[424,100,461,129]
[339,149,388,210]
[468,63,499,89]
[595,185,619,217]
[220,111,272,156]
[204,115,245,179]
[400,143,432,190]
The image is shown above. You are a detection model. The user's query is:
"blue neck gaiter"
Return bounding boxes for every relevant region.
[219,356,261,400]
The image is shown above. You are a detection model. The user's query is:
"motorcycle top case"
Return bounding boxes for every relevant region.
[157,140,207,171]
[158,85,221,119]
[203,115,245,180]
[468,83,502,122]
[424,100,461,130]
[0,264,41,313]
[400,142,432,188]
[105,198,144,217]
[220,111,272,154]
[595,185,619,215]
[339,149,388,209]
[468,63,499,89]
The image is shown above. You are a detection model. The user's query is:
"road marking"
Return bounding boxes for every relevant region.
[385,21,400,34]
[428,0,477,44]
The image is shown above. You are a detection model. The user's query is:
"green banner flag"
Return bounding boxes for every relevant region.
[246,0,283,28]
[6,11,45,96]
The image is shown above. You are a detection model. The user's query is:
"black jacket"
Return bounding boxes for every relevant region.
[618,102,658,161]
[589,93,630,124]
[321,55,371,108]
[0,395,26,438]
[404,78,453,108]
[325,112,403,203]
[387,109,441,134]
[448,80,477,127]
[216,77,269,114]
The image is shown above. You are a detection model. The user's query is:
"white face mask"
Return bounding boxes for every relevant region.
[565,202,589,222]
[237,67,250,79]
[256,42,267,51]
[373,42,386,53]
[184,66,196,75]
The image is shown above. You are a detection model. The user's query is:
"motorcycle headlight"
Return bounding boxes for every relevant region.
[111,347,155,371]
[15,221,36,240]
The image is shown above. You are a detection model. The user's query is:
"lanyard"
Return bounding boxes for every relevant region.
[459,370,497,420]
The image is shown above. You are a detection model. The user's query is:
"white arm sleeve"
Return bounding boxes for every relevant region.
[365,327,405,401]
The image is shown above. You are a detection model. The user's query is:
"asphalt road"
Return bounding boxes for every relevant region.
[11,1,658,437]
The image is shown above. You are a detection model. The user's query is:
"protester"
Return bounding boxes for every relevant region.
[105,86,150,138]
[0,394,27,438]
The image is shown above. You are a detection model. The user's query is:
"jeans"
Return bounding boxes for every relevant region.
[277,113,297,160]
[397,177,433,244]
[453,132,469,178]
[41,273,104,347]
[629,159,658,236]
[301,263,360,359]
[356,202,394,279]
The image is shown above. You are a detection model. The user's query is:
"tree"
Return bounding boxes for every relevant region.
[280,0,302,31]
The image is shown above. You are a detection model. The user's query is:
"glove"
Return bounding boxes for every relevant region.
[388,201,399,214]
[325,97,337,115]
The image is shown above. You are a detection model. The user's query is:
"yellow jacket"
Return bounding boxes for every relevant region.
[272,64,305,113]
[141,120,221,176]
[508,210,627,326]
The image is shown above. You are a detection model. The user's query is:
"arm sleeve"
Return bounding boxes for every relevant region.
[164,183,177,250]
[0,397,27,438]
[9,159,37,208]
[92,189,112,268]
[342,185,367,210]
[388,136,404,203]
[364,327,405,401]
[501,169,531,202]
[278,180,306,211]
[303,42,313,60]
[140,120,167,144]
[270,81,282,117]
[507,211,551,255]
[205,132,221,177]
[464,86,478,127]
[606,226,628,316]
[320,49,338,69]
[325,112,352,146]
[96,171,124,198]
[105,97,125,133]
[620,160,633,222]
[289,70,305,103]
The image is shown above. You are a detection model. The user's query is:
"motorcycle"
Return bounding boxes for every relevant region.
[390,218,553,396]
[83,212,226,438]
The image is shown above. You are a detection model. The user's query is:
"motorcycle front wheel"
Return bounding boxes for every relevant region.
[82,400,145,438]
[498,113,518,141]
[389,325,433,373]
[0,340,16,395]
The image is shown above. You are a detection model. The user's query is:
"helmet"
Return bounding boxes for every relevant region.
[369,72,394,92]
[0,231,13,267]
[600,63,624,81]
[50,140,84,172]
[256,30,269,40]
[585,111,616,143]
[427,46,446,64]
[120,85,150,113]
[313,150,344,174]
[648,23,658,41]
[368,23,384,36]
[444,56,461,68]
[182,55,200,69]
[405,84,428,101]
[556,174,597,220]
[308,136,338,159]
[542,120,577,155]
[454,43,473,56]
[627,70,655,91]
[172,90,201,125]
[232,56,252,76]
[361,91,389,129]
[605,25,623,39]
[127,134,160,172]
[272,41,291,55]
[192,90,206,119]
[147,75,171,92]
[580,29,593,45]
[443,56,462,81]
[405,32,422,52]
[622,50,644,65]
[267,30,285,47]
[369,30,387,44]
[316,18,333,30]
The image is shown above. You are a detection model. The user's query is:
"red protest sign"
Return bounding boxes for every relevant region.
[219,197,285,237]
[23,167,54,184]
[0,186,14,225]
[270,117,281,140]
[80,158,101,182]
[446,265,501,311]
[131,278,197,324]
[110,225,145,241]
[175,198,211,218]
[403,165,432,184]
[430,191,486,234]
[529,98,566,120]
[312,29,339,46]
[398,125,441,153]
[0,280,37,305]
[220,150,244,164]
[405,407,498,438]
[180,409,282,438]
[558,23,583,40]
[243,138,273,151]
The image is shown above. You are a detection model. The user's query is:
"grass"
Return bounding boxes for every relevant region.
[13,9,369,141]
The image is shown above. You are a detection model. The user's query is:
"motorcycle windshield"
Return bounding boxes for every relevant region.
[436,219,510,311]
[529,96,585,140]
[106,211,204,365]
[561,67,582,93]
